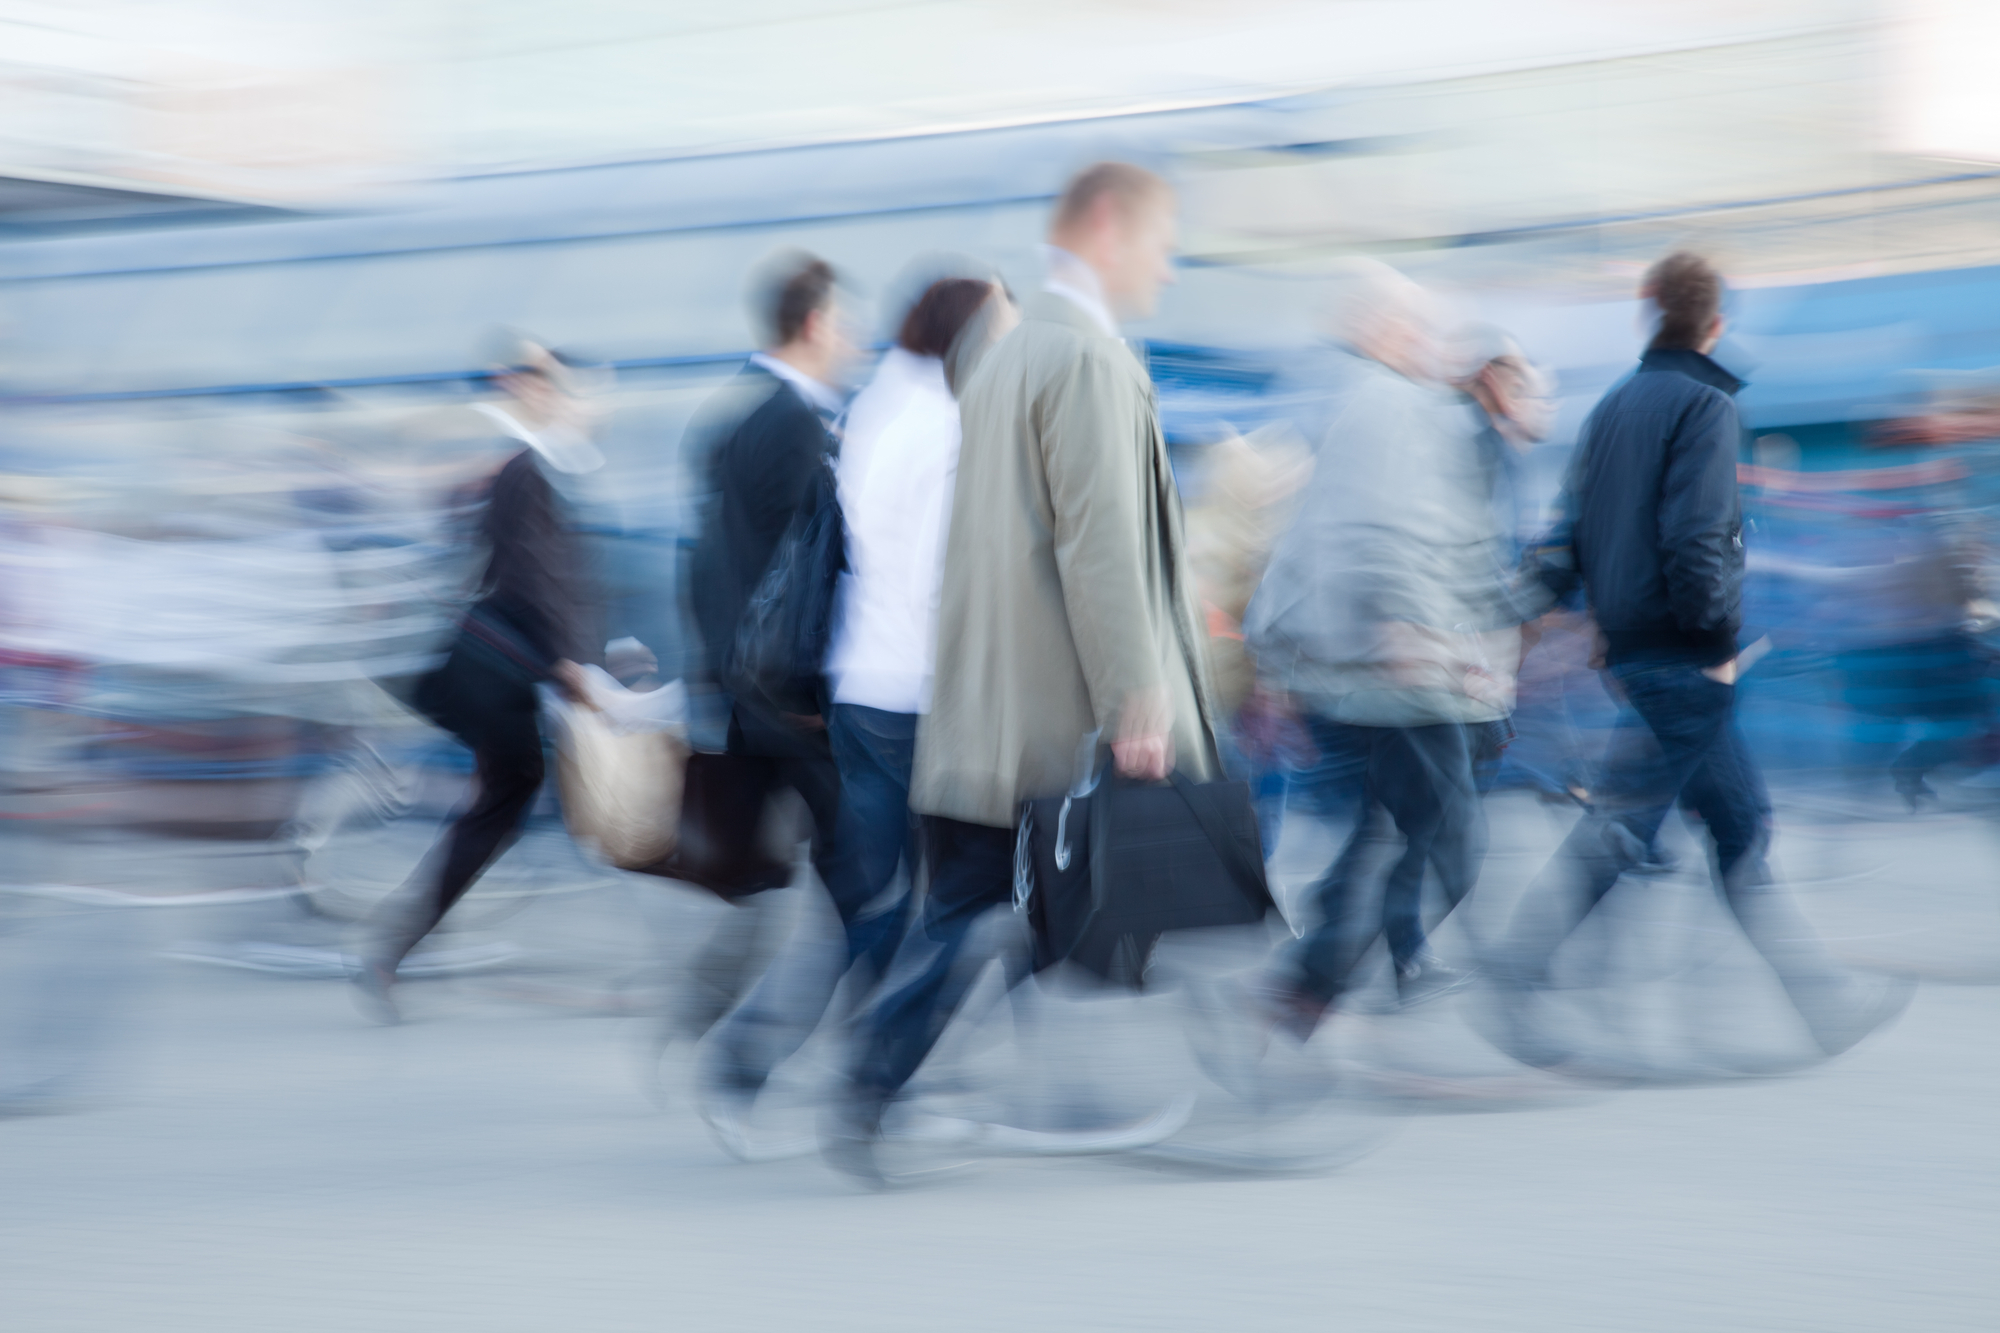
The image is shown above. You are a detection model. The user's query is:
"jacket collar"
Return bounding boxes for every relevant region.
[748,351,845,415]
[1637,346,1744,397]
[1023,290,1118,340]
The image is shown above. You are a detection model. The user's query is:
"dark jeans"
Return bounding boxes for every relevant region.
[373,656,544,972]
[1291,718,1483,1004]
[822,705,921,974]
[707,704,917,1090]
[1506,655,1826,988]
[849,815,1015,1109]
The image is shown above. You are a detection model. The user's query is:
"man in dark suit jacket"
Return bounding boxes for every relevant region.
[688,258,849,721]
[682,255,886,1147]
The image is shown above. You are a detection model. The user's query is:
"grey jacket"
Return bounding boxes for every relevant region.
[1245,349,1520,727]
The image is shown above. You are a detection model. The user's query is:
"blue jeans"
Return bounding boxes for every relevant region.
[823,704,921,975]
[1506,654,1791,983]
[850,815,1015,1109]
[1290,718,1483,1004]
[707,704,917,1091]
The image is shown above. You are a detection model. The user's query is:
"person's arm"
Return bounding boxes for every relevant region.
[1657,389,1743,667]
[1041,347,1171,778]
[1519,405,1598,613]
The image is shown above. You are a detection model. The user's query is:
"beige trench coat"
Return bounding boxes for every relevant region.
[911,293,1217,828]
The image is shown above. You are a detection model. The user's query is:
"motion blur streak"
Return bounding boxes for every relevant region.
[0,5,1995,1333]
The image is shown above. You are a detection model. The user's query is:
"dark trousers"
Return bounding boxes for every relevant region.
[1506,655,1831,989]
[708,704,918,1089]
[849,815,1015,1108]
[684,707,846,1033]
[374,658,544,972]
[718,699,846,886]
[1292,718,1483,1004]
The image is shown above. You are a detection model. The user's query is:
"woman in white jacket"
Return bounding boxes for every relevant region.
[697,276,1013,1149]
[820,277,1015,966]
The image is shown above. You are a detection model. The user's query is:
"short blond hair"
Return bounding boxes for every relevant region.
[1051,162,1172,233]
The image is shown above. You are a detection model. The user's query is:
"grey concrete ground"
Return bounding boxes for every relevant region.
[1,791,1996,1333]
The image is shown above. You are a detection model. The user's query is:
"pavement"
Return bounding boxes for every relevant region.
[1,789,1996,1333]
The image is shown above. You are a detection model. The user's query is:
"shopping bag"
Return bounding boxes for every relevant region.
[543,669,688,871]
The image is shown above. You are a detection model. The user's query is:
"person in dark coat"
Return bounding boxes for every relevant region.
[1500,253,1909,1064]
[353,337,600,1022]
[677,255,880,1116]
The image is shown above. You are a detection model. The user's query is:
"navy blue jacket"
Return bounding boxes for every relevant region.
[1555,347,1745,666]
[686,365,836,681]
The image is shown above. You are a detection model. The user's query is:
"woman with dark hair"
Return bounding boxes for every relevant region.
[696,276,1015,1146]
[820,277,1015,936]
[354,341,599,1022]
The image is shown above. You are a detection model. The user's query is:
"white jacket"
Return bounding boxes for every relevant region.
[827,348,961,714]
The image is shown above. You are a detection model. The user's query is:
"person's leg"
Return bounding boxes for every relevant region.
[817,705,919,977]
[847,816,1015,1116]
[1290,797,1394,1005]
[1502,660,1730,984]
[1684,710,1913,1052]
[709,707,917,1095]
[1376,723,1481,971]
[369,702,543,975]
[1287,719,1388,1006]
[1683,714,1838,990]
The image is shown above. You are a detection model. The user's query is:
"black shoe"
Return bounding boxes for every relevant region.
[1394,954,1477,1008]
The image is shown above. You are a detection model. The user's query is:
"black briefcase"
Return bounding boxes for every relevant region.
[1015,770,1272,986]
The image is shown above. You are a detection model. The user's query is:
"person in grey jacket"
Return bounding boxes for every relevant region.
[1244,261,1525,1031]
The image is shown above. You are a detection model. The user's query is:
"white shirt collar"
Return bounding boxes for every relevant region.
[1039,243,1119,337]
[750,351,845,415]
[471,401,603,474]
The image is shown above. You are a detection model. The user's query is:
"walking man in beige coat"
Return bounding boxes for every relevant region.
[824,163,1217,1180]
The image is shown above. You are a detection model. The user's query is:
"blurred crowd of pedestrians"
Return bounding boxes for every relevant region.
[10,160,1983,1179]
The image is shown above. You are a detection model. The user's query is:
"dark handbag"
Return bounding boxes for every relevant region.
[631,751,793,900]
[1015,769,1273,985]
[728,457,845,717]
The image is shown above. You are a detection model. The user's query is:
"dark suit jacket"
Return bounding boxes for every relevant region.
[684,364,836,752]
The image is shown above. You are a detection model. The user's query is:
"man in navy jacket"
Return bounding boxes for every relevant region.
[1505,253,1908,1063]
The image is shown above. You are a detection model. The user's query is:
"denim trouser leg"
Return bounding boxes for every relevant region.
[1507,658,1761,983]
[1293,796,1396,1004]
[1292,721,1482,1002]
[1687,713,1844,1001]
[1376,723,1483,970]
[850,816,1014,1107]
[710,705,917,1089]
[822,705,920,977]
